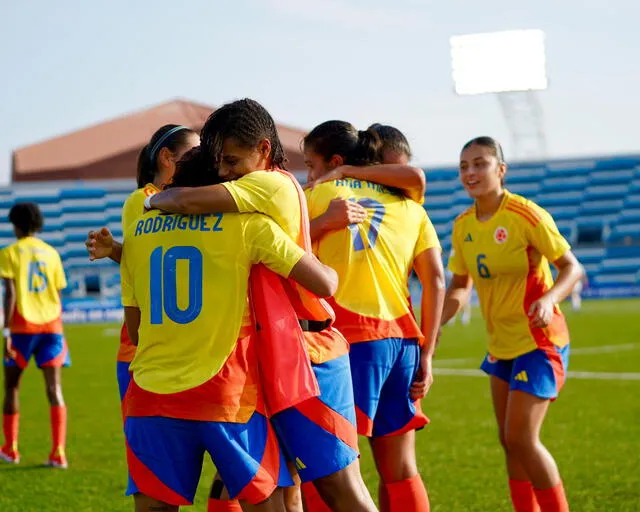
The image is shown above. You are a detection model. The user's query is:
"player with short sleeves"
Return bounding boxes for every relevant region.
[442,137,584,512]
[304,121,445,512]
[120,158,339,512]
[0,203,69,468]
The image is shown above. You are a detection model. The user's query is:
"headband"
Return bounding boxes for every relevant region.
[148,126,189,162]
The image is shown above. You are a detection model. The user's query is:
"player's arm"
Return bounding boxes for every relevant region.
[440,273,473,325]
[2,279,16,361]
[309,199,368,242]
[528,251,583,328]
[85,228,122,264]
[124,307,141,346]
[147,185,238,214]
[288,254,338,298]
[410,248,446,400]
[307,164,426,203]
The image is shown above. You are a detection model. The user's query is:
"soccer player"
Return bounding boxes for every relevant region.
[0,203,69,468]
[441,137,583,512]
[87,124,199,401]
[304,120,445,512]
[120,155,339,512]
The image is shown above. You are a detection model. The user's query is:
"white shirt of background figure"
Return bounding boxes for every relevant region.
[571,264,588,312]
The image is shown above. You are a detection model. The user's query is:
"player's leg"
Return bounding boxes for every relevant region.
[504,346,570,511]
[366,339,430,512]
[134,494,179,512]
[271,355,375,511]
[489,374,539,512]
[1,365,23,462]
[461,299,472,325]
[208,473,242,512]
[36,333,70,468]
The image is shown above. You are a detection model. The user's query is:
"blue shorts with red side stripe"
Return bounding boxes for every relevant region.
[4,333,70,369]
[349,337,429,438]
[116,361,132,402]
[125,412,292,506]
[271,354,359,483]
[480,344,570,400]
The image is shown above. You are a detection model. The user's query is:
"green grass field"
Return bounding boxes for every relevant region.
[1,299,639,511]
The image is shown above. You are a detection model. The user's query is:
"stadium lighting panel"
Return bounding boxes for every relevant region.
[450,30,548,96]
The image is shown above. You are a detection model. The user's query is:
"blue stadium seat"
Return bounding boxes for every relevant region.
[624,194,640,208]
[506,182,540,197]
[580,200,623,216]
[606,224,640,245]
[537,191,583,207]
[584,185,628,201]
[589,169,634,186]
[542,176,587,193]
[59,188,106,200]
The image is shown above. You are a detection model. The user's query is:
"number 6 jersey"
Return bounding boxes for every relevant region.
[0,237,67,334]
[306,180,440,344]
[448,190,571,359]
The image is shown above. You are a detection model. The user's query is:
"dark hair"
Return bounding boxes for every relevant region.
[200,98,287,170]
[369,123,412,160]
[303,120,382,166]
[164,147,223,189]
[9,202,43,235]
[136,124,197,188]
[461,136,505,163]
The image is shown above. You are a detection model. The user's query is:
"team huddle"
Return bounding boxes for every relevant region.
[1,98,583,512]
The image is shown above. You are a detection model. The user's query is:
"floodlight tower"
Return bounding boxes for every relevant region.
[450,30,549,160]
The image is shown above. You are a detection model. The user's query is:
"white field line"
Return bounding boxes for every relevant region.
[433,368,640,381]
[571,343,638,355]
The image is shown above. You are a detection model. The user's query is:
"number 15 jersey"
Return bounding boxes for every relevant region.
[448,190,571,360]
[306,180,440,344]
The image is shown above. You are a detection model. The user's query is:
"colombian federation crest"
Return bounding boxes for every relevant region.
[494,226,508,244]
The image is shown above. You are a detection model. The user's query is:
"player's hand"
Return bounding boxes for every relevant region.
[320,199,368,231]
[3,335,16,363]
[303,168,345,190]
[528,296,555,328]
[85,227,114,261]
[410,353,433,401]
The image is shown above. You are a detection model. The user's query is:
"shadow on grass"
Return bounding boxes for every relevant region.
[0,463,63,472]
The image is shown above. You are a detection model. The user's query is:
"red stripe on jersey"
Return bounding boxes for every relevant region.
[507,200,541,223]
[505,205,538,227]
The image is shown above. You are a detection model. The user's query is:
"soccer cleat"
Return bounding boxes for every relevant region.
[0,446,20,464]
[45,449,68,469]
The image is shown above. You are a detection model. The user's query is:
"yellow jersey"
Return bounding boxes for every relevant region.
[306,179,440,343]
[448,190,571,359]
[117,183,160,363]
[120,210,305,398]
[0,237,67,334]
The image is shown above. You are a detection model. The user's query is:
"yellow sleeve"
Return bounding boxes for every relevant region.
[245,215,306,277]
[305,185,333,221]
[527,207,571,263]
[413,210,441,259]
[53,252,67,290]
[447,220,468,275]
[120,242,138,307]
[122,187,155,235]
[222,171,292,218]
[0,248,15,279]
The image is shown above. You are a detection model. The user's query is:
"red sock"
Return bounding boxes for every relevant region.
[301,481,332,512]
[207,498,242,512]
[509,479,540,512]
[50,406,67,456]
[534,483,569,512]
[382,475,430,512]
[2,414,19,452]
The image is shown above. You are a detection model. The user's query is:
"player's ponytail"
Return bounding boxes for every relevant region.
[369,123,412,160]
[304,120,380,166]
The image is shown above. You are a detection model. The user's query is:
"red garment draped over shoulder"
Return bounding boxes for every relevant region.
[248,169,348,416]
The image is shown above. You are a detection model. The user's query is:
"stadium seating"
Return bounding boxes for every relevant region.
[0,155,639,302]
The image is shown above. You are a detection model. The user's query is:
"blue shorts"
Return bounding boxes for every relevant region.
[480,344,570,400]
[116,361,132,402]
[5,333,70,369]
[125,413,292,506]
[349,338,429,437]
[271,354,359,483]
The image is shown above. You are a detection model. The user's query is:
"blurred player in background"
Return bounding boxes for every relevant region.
[304,121,445,512]
[120,154,339,512]
[442,137,583,512]
[0,203,69,468]
[87,124,199,401]
[570,264,588,312]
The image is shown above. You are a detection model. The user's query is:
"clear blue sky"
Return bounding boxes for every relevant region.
[1,0,639,184]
